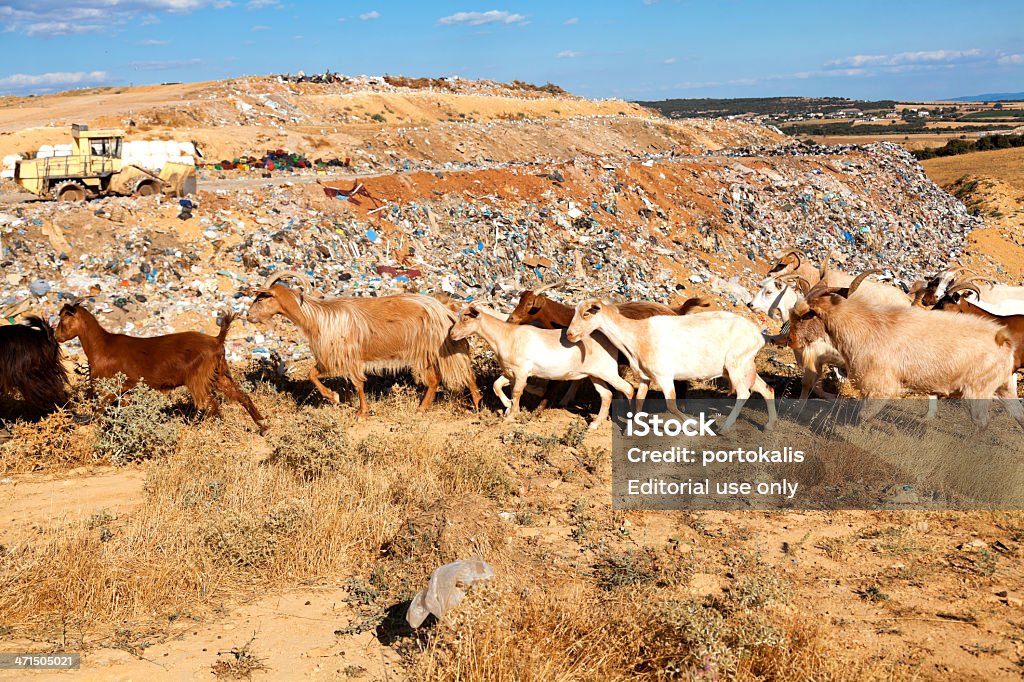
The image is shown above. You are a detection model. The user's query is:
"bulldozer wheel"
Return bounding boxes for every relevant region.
[53,181,87,203]
[135,181,158,197]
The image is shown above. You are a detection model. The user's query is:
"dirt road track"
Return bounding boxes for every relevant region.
[0,468,147,544]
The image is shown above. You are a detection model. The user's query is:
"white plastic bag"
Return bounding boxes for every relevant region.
[406,558,495,628]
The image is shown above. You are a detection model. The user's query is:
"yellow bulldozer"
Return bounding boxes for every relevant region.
[13,124,196,202]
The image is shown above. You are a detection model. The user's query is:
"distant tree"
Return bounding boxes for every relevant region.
[994,102,1004,110]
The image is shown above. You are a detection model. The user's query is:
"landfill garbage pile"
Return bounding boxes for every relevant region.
[0,141,986,370]
[203,149,350,172]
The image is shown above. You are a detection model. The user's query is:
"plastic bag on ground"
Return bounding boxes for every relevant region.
[406,557,495,628]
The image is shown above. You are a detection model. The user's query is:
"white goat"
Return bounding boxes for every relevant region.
[449,304,634,429]
[566,301,776,432]
[927,269,1024,316]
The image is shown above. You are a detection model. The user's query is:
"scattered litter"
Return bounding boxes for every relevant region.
[406,558,495,628]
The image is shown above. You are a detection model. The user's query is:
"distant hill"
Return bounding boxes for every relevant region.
[951,92,1024,102]
[634,96,896,119]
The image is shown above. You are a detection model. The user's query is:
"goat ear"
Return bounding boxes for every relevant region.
[586,302,601,315]
[465,306,480,318]
[793,301,811,317]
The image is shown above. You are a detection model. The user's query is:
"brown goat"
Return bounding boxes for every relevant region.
[931,283,1024,371]
[0,316,69,413]
[506,279,712,328]
[246,272,481,417]
[55,302,267,433]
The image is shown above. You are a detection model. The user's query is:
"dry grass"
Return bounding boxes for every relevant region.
[922,146,1024,188]
[0,373,1018,679]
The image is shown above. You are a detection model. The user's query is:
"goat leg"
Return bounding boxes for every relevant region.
[492,375,512,409]
[466,373,482,412]
[416,364,440,414]
[309,367,341,406]
[633,380,650,415]
[506,375,527,421]
[216,368,268,434]
[589,378,613,429]
[352,377,369,419]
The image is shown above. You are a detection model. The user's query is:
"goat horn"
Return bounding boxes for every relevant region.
[846,269,881,298]
[69,296,89,308]
[906,280,927,307]
[804,286,842,302]
[780,247,806,268]
[963,275,997,288]
[264,269,312,291]
[818,250,835,279]
[948,282,983,298]
[531,277,568,295]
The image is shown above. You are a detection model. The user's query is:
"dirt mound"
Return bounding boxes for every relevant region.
[0,75,782,166]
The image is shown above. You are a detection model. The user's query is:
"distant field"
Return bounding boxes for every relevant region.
[808,132,973,150]
[921,145,1024,187]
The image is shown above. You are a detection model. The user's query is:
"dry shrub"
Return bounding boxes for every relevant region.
[409,580,798,681]
[93,375,179,465]
[408,575,894,682]
[0,409,97,472]
[592,547,690,591]
[266,406,348,480]
[201,498,308,568]
[211,637,268,679]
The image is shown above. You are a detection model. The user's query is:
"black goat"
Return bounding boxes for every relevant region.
[0,316,69,413]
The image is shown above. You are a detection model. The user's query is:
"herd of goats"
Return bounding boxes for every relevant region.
[3,247,1024,437]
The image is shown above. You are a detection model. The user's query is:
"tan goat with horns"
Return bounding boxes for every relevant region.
[247,271,482,417]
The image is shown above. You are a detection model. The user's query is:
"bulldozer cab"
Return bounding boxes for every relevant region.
[71,124,124,164]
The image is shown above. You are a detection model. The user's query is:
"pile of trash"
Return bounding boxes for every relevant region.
[202,150,349,173]
[0,140,986,367]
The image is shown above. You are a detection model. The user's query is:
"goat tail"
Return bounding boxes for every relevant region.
[677,296,713,315]
[438,336,475,390]
[997,329,1014,349]
[418,296,475,391]
[216,310,237,345]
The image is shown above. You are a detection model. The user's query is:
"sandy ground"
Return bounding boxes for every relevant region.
[2,77,1024,680]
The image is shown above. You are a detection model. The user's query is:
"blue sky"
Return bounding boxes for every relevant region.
[0,1,1022,101]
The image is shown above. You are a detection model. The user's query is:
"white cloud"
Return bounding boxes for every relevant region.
[250,24,270,30]
[2,1,231,36]
[556,50,580,59]
[0,70,109,93]
[25,21,104,36]
[997,54,1024,65]
[564,17,578,25]
[437,10,526,27]
[246,0,279,8]
[359,10,380,20]
[827,49,983,68]
[139,38,171,45]
[662,57,677,65]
